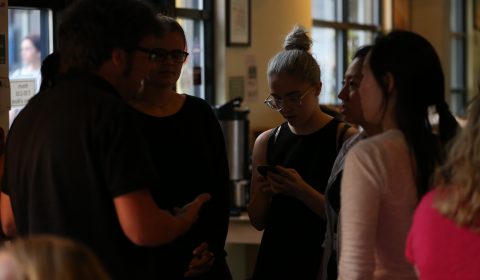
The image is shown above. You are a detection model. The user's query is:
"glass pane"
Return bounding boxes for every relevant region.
[175,0,202,9]
[8,8,52,126]
[347,30,374,62]
[348,0,375,24]
[312,27,337,104]
[312,0,336,21]
[450,0,464,32]
[450,90,465,117]
[450,38,464,88]
[177,18,205,98]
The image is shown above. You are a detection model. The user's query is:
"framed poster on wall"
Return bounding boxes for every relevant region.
[226,0,251,46]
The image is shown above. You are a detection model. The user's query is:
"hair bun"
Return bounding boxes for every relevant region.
[283,25,312,52]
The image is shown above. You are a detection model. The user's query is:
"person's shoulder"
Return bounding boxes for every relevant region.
[412,190,438,226]
[254,128,277,148]
[10,69,21,77]
[342,131,365,149]
[346,132,392,170]
[349,134,380,155]
[358,129,407,153]
[183,94,217,115]
[184,94,211,108]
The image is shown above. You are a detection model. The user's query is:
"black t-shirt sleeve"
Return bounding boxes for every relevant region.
[98,106,159,198]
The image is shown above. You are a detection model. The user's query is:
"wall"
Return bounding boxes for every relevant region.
[410,0,451,101]
[215,0,311,149]
[411,0,480,110]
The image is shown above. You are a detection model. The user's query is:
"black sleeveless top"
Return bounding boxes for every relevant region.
[252,119,340,280]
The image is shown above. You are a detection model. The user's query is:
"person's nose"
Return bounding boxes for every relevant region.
[338,85,347,101]
[161,54,176,65]
[278,101,293,113]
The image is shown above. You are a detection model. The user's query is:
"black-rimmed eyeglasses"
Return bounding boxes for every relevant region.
[134,47,189,63]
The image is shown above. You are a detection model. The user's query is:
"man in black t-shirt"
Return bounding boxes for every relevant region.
[0,1,210,279]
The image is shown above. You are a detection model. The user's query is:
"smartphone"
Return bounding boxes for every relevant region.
[257,165,279,177]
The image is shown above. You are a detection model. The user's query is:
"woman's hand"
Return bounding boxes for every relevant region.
[265,165,326,218]
[184,242,215,278]
[256,174,275,198]
[265,165,311,199]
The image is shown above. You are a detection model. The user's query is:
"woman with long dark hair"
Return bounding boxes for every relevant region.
[338,30,458,279]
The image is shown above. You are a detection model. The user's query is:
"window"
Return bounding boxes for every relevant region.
[151,0,214,103]
[311,0,380,104]
[8,6,53,126]
[450,0,466,116]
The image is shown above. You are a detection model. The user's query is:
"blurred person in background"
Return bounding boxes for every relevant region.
[10,34,42,91]
[0,235,110,280]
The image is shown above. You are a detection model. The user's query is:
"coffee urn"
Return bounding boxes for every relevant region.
[214,97,250,215]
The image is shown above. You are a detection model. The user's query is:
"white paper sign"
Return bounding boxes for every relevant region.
[10,78,35,106]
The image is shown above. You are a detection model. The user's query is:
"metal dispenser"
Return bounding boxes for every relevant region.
[214,97,250,215]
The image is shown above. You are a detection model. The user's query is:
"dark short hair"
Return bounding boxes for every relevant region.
[157,15,187,50]
[352,45,372,61]
[59,0,163,72]
[24,34,41,52]
[39,52,61,92]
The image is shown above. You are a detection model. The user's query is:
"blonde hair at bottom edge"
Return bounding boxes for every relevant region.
[0,234,110,280]
[434,94,480,231]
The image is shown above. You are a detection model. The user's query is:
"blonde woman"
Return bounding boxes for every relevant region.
[248,25,355,279]
[0,235,110,280]
[406,95,480,279]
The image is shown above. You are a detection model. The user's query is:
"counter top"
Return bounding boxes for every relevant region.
[227,212,263,244]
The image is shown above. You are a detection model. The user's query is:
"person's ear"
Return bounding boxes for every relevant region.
[314,82,322,97]
[111,48,127,69]
[383,72,395,94]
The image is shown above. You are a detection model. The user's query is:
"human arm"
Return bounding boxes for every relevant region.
[0,192,16,237]
[114,190,210,247]
[247,130,275,230]
[343,126,358,141]
[338,141,386,280]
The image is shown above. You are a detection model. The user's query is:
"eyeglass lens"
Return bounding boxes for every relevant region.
[153,49,188,63]
[135,47,188,63]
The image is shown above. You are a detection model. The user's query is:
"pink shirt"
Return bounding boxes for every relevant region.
[406,189,480,280]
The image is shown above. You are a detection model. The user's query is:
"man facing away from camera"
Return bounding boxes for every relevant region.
[0,1,210,279]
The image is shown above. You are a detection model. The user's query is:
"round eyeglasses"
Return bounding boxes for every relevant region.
[264,87,312,111]
[134,47,189,63]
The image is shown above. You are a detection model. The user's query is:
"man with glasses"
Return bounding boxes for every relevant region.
[0,1,209,279]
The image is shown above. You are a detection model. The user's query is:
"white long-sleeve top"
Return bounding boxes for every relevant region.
[338,129,418,280]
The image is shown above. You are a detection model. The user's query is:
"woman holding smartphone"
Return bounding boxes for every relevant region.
[247,25,355,280]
